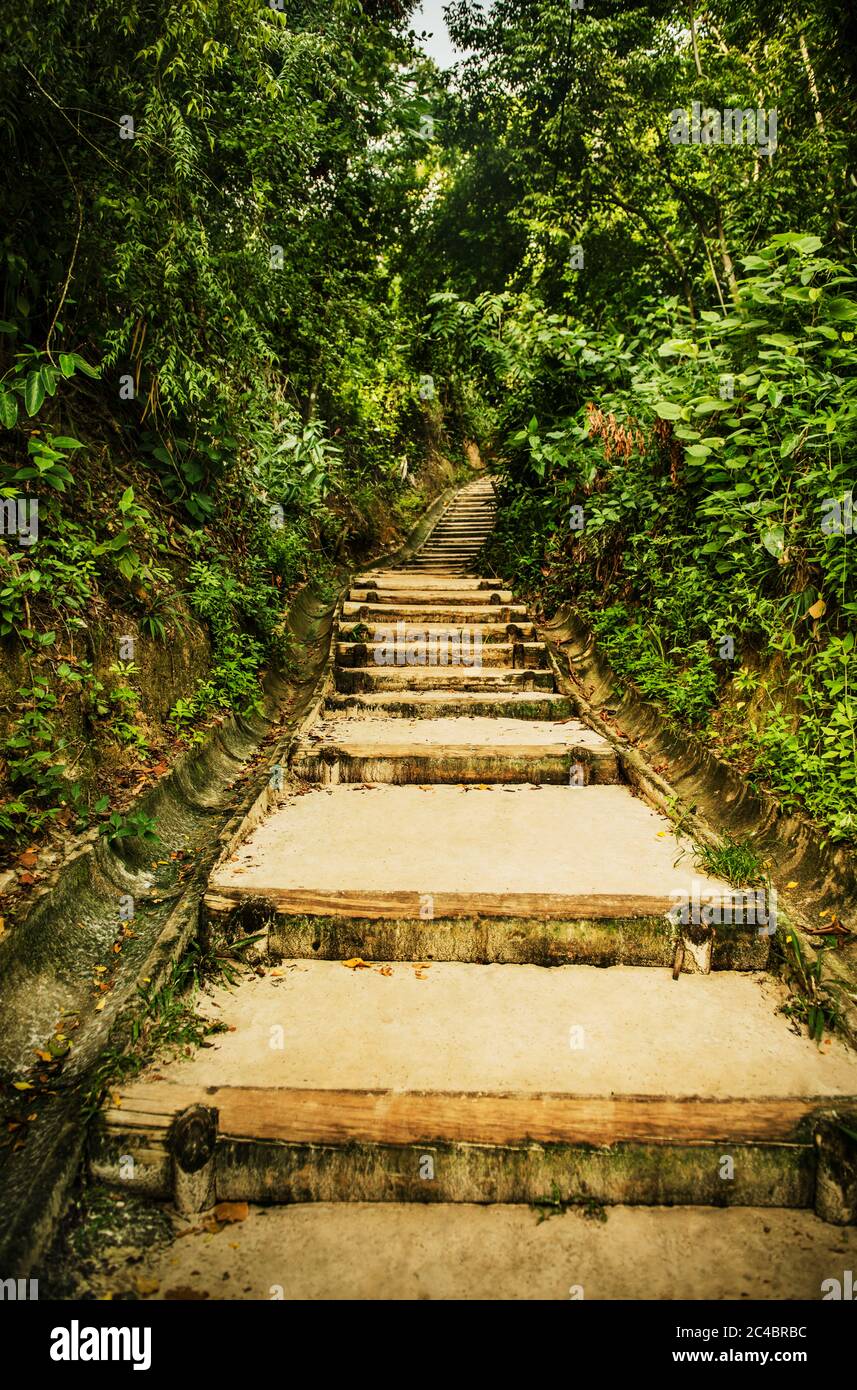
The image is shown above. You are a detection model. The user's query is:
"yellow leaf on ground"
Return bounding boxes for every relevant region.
[213,1201,249,1224]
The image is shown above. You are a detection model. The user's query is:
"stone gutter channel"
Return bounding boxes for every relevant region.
[540,607,857,1039]
[0,483,459,1277]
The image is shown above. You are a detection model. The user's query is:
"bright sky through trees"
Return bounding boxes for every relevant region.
[410,0,468,69]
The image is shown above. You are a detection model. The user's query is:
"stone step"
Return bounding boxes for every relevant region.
[347,587,514,605]
[408,550,490,560]
[290,716,618,784]
[334,665,555,693]
[205,783,732,921]
[325,690,577,719]
[341,602,529,623]
[93,962,857,1210]
[354,575,508,590]
[334,640,547,669]
[336,621,537,642]
[263,909,768,970]
[86,1202,857,1301]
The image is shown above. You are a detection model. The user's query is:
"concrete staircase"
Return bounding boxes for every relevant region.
[92,476,857,1256]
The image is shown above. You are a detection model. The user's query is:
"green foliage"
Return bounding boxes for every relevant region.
[0,1,451,857]
[692,835,767,887]
[437,236,857,845]
[98,807,160,847]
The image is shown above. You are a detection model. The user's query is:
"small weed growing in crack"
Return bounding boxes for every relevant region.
[777,929,847,1044]
[692,834,766,885]
[531,1183,608,1224]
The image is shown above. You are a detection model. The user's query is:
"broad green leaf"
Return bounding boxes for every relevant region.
[0,390,18,428]
[24,371,45,416]
[70,353,101,378]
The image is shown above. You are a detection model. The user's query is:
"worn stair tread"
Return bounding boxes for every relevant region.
[336,622,537,641]
[82,1204,857,1302]
[327,689,572,709]
[325,691,576,719]
[290,717,619,784]
[347,588,514,604]
[207,783,732,917]
[336,667,556,694]
[341,603,528,620]
[101,1085,847,1148]
[102,964,857,1136]
[296,716,611,752]
[355,575,508,589]
[334,641,546,669]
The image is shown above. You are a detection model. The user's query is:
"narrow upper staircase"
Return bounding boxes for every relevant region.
[93,476,857,1236]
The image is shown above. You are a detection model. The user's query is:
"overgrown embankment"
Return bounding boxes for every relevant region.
[0,0,471,890]
[464,240,856,854]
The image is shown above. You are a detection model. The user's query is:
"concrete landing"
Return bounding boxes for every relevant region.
[206,784,731,917]
[116,1203,857,1301]
[117,962,857,1099]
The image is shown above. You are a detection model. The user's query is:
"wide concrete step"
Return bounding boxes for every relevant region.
[325,691,577,719]
[335,665,555,693]
[205,783,731,920]
[290,716,619,784]
[86,1202,857,1301]
[341,600,529,622]
[93,963,857,1209]
[334,640,547,669]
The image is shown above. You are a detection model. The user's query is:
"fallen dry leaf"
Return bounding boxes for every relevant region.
[342,957,370,970]
[213,1201,249,1224]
